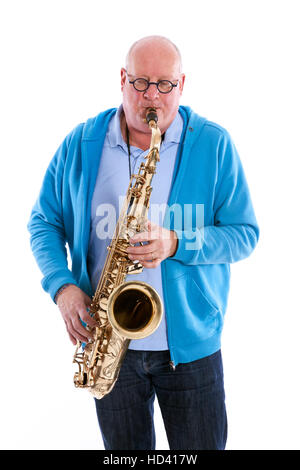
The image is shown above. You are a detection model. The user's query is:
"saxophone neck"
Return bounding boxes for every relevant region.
[150,122,161,152]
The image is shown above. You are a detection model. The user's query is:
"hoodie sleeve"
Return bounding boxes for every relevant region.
[27,132,79,301]
[171,130,259,265]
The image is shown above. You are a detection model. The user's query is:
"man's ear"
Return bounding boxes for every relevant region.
[120,68,127,92]
[179,73,186,94]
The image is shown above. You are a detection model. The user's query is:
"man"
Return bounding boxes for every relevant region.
[27,36,259,450]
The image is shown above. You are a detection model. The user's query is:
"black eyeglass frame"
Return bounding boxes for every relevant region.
[126,72,179,94]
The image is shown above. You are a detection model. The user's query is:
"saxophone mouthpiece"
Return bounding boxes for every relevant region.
[146,108,158,125]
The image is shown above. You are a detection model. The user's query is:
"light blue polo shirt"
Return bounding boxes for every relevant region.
[87,105,183,350]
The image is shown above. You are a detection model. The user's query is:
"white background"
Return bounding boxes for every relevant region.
[1,0,299,450]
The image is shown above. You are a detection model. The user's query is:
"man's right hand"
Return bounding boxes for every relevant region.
[56,284,98,345]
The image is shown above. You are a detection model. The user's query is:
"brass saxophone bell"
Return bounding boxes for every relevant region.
[107,281,163,340]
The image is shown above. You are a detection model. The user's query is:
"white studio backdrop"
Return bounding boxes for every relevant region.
[0,0,299,450]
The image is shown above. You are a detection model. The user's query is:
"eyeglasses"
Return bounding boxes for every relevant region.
[126,71,178,94]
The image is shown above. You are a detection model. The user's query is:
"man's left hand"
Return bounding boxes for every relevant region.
[127,220,178,268]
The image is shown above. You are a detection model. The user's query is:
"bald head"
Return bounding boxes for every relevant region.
[125,35,182,74]
[121,35,185,150]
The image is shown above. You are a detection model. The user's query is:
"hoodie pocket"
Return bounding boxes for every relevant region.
[167,274,222,345]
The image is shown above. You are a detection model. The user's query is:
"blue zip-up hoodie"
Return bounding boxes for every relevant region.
[27,106,259,366]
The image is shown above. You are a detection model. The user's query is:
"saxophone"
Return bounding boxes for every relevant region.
[73,108,163,399]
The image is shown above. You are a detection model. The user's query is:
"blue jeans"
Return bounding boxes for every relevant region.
[94,349,227,450]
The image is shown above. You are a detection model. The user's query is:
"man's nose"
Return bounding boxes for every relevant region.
[144,83,160,100]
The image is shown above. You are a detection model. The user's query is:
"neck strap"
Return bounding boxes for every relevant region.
[125,123,132,179]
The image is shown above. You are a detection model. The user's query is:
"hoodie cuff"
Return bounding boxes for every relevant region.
[41,269,79,303]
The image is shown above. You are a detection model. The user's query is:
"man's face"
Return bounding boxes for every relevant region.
[121,41,185,135]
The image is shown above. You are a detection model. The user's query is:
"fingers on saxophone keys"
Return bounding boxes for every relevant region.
[128,255,152,262]
[68,323,90,344]
[72,315,94,342]
[80,307,98,328]
[127,245,153,258]
[127,248,152,260]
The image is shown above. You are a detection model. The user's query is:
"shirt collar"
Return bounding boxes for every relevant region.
[107,104,183,149]
[107,105,125,149]
[163,111,183,144]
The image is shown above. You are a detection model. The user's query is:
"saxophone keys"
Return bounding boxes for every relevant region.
[99,298,108,311]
